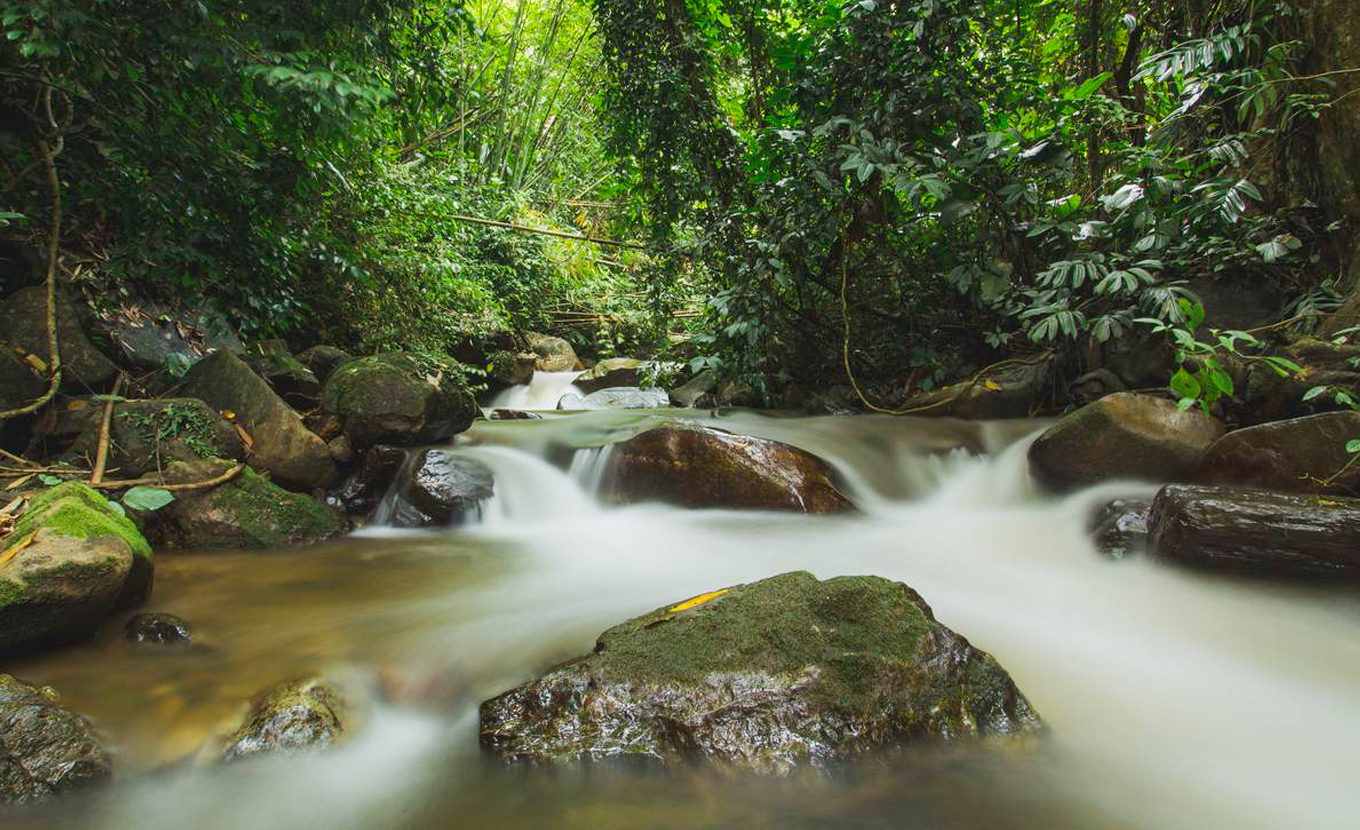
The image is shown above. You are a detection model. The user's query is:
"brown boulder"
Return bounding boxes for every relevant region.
[0,675,112,803]
[1197,411,1360,495]
[602,425,854,513]
[1240,338,1360,424]
[1029,393,1225,492]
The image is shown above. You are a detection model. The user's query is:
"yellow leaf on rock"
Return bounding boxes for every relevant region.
[983,379,1002,391]
[0,530,38,569]
[25,354,46,373]
[668,589,729,613]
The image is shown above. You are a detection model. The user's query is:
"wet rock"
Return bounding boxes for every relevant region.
[218,677,348,762]
[526,332,579,372]
[0,347,44,412]
[1028,393,1224,492]
[0,674,112,803]
[559,387,670,411]
[247,340,322,408]
[401,450,494,526]
[1089,498,1151,559]
[489,409,541,421]
[898,357,1054,419]
[1197,411,1360,495]
[1068,369,1127,406]
[602,424,854,513]
[1148,484,1360,578]
[182,350,336,490]
[0,482,153,656]
[669,369,717,408]
[95,303,243,373]
[480,571,1040,774]
[335,444,407,516]
[0,287,117,389]
[1241,338,1360,424]
[295,346,354,385]
[575,358,646,394]
[159,458,345,551]
[323,353,477,450]
[125,612,191,645]
[41,398,244,479]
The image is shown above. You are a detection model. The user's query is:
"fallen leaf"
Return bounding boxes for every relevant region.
[25,353,47,373]
[221,410,236,421]
[668,589,729,613]
[983,379,1002,391]
[5,474,35,491]
[0,497,24,515]
[0,530,38,569]
[235,424,254,449]
[68,399,88,411]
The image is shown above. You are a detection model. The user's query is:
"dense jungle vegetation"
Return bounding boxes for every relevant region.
[2,0,1357,406]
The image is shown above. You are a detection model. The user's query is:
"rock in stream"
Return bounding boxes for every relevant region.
[0,674,112,803]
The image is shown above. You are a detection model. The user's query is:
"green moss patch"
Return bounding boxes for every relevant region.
[6,482,152,559]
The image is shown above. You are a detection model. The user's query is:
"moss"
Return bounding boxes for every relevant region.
[6,482,152,559]
[0,578,28,607]
[218,466,342,546]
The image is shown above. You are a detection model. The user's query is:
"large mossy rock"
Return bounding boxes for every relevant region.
[1148,484,1360,578]
[525,332,579,372]
[43,398,244,479]
[0,287,117,389]
[1028,393,1224,492]
[323,353,477,450]
[575,358,646,394]
[216,677,348,762]
[602,425,854,513]
[159,459,345,551]
[0,482,153,655]
[1196,411,1360,495]
[480,572,1040,774]
[558,387,670,411]
[182,350,336,490]
[396,449,494,527]
[0,674,112,803]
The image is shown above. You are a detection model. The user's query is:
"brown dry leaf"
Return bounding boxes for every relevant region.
[0,530,38,569]
[221,409,236,421]
[68,399,88,411]
[235,424,254,449]
[0,497,24,516]
[25,353,47,373]
[5,474,36,491]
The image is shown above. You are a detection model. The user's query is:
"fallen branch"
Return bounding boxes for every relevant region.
[90,374,125,485]
[88,462,245,492]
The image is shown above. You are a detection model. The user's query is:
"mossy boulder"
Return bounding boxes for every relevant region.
[1196,411,1360,495]
[323,352,477,450]
[159,459,345,551]
[602,424,854,513]
[295,345,354,385]
[215,676,349,762]
[0,674,112,803]
[575,358,646,394]
[246,340,322,408]
[182,350,336,490]
[480,572,1040,774]
[0,482,153,655]
[0,286,117,389]
[525,332,579,372]
[486,349,536,387]
[1028,392,1224,492]
[42,397,244,479]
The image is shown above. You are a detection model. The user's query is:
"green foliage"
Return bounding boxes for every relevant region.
[121,486,174,512]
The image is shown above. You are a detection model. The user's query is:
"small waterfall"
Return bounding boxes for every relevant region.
[566,444,615,496]
[365,449,419,527]
[488,370,584,411]
[454,444,598,525]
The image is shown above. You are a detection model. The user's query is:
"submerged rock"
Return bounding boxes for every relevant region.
[0,482,154,656]
[295,345,354,385]
[42,397,244,479]
[0,674,112,803]
[0,287,118,389]
[575,358,646,394]
[602,424,854,513]
[323,353,477,450]
[489,409,541,421]
[401,450,494,527]
[160,459,345,551]
[1148,484,1360,578]
[480,572,1040,774]
[1089,498,1151,559]
[558,387,670,411]
[525,332,579,373]
[182,350,336,490]
[217,677,348,762]
[1196,411,1360,495]
[125,612,191,646]
[1028,393,1224,492]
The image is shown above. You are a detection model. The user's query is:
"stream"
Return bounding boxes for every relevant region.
[5,386,1360,829]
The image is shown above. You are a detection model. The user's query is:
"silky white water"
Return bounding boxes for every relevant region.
[486,370,584,410]
[7,407,1360,830]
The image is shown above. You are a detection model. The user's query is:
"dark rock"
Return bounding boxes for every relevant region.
[0,287,117,389]
[480,571,1040,774]
[1197,411,1360,495]
[323,353,477,450]
[159,459,345,551]
[247,340,321,408]
[602,424,854,513]
[489,409,541,421]
[326,435,354,465]
[669,370,717,408]
[575,358,646,394]
[182,350,336,490]
[0,347,44,412]
[1029,393,1225,492]
[898,357,1054,419]
[1089,498,1151,559]
[1149,484,1360,578]
[95,303,243,374]
[1185,274,1281,330]
[525,332,579,372]
[1241,338,1360,424]
[41,398,244,479]
[401,450,494,526]
[0,674,112,803]
[0,483,153,656]
[558,387,670,411]
[335,444,407,516]
[125,612,191,645]
[218,677,347,762]
[295,346,354,385]
[1068,369,1127,406]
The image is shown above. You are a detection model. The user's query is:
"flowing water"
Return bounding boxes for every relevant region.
[6,383,1360,829]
